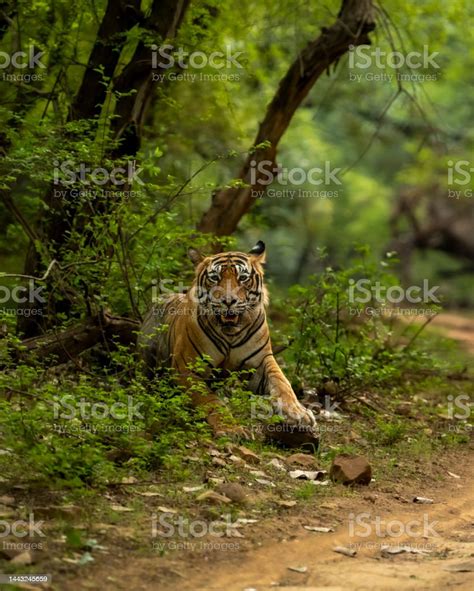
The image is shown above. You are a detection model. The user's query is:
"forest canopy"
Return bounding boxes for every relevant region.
[0,0,472,338]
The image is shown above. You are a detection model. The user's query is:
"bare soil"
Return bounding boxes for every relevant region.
[61,451,473,591]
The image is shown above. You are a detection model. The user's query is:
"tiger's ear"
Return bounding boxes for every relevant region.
[249,240,266,264]
[188,247,204,267]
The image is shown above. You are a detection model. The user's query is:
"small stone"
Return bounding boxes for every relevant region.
[236,445,260,464]
[235,518,258,525]
[121,476,137,484]
[320,502,338,510]
[0,495,16,506]
[363,494,378,503]
[11,550,34,565]
[304,525,334,533]
[413,496,434,504]
[212,457,227,467]
[182,485,205,492]
[249,470,268,478]
[443,560,474,572]
[381,545,431,556]
[267,458,286,471]
[207,477,225,486]
[330,455,372,485]
[196,490,232,504]
[136,491,161,497]
[255,478,276,487]
[333,546,357,557]
[110,504,134,512]
[277,500,297,508]
[289,469,326,481]
[287,565,308,573]
[215,483,250,504]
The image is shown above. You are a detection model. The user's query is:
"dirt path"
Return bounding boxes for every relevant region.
[172,467,474,591]
[430,313,474,355]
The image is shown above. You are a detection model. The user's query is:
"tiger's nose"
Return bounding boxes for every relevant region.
[224,295,238,307]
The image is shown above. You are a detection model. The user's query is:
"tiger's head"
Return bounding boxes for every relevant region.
[188,241,268,328]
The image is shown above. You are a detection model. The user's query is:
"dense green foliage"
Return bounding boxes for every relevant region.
[0,0,473,307]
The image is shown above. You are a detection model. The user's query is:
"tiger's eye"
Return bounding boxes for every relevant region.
[208,272,220,283]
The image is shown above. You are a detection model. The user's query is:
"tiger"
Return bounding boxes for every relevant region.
[138,241,316,435]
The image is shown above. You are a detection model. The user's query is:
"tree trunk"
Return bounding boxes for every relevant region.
[0,1,16,42]
[68,0,142,122]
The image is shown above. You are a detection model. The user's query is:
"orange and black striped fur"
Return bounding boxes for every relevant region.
[138,242,315,433]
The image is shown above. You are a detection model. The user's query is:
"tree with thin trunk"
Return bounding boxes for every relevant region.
[19,0,191,336]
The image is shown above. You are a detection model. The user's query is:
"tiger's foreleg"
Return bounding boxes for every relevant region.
[250,355,316,427]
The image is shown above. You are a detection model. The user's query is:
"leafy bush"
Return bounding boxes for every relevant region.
[280,247,441,392]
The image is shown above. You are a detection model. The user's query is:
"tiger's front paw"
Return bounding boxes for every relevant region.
[274,398,316,427]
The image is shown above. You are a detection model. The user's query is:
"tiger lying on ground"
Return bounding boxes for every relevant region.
[138,241,316,434]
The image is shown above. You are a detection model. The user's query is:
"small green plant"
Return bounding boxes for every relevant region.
[374,418,407,445]
[294,481,318,500]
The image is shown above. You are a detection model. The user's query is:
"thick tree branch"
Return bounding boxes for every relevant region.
[198,0,375,236]
[9,312,139,366]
